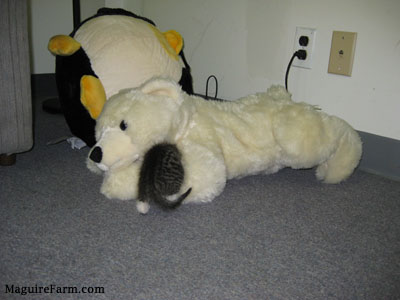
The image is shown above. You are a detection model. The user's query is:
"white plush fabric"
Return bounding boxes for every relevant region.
[74,16,184,99]
[88,78,362,211]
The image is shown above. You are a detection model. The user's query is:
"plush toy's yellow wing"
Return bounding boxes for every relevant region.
[148,25,183,60]
[163,30,183,55]
[48,35,81,56]
[80,75,106,119]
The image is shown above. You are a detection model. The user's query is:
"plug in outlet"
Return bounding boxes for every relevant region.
[292,27,316,69]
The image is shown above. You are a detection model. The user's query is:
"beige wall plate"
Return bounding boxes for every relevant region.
[328,31,357,76]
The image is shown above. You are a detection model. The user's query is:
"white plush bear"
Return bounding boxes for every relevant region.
[87,77,362,213]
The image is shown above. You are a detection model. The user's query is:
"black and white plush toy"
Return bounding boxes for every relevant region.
[48,8,193,146]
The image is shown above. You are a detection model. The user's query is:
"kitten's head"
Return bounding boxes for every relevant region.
[88,77,186,172]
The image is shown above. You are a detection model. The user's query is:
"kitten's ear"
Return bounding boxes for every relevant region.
[140,77,183,105]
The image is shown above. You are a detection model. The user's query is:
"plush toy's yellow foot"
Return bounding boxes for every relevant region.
[163,30,183,55]
[80,75,106,119]
[48,35,81,56]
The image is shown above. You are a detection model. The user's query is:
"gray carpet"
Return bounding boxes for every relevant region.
[1,95,399,300]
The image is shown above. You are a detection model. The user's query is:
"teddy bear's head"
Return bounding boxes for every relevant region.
[87,78,186,172]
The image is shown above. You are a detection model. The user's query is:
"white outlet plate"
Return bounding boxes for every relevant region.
[293,27,316,69]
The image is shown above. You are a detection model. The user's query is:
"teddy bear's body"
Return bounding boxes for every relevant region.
[88,78,362,212]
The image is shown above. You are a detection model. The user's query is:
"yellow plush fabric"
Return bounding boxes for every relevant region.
[147,25,181,61]
[163,30,183,55]
[48,35,81,56]
[80,75,106,119]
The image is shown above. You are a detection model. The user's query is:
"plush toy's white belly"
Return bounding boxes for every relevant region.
[74,15,183,99]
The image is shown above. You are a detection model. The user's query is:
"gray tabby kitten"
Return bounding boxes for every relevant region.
[137,143,192,213]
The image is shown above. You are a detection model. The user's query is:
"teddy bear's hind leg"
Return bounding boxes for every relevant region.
[315,129,362,184]
[181,145,227,203]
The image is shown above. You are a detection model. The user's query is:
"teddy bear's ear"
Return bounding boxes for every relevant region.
[140,78,182,103]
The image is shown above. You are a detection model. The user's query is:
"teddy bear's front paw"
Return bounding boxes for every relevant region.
[100,181,136,200]
[100,166,140,200]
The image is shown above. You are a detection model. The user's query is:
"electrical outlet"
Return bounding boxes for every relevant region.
[292,27,316,69]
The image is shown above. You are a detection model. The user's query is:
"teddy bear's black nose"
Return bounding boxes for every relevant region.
[89,146,103,163]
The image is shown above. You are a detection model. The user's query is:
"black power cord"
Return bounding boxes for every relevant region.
[193,75,225,101]
[285,49,307,92]
[205,75,218,100]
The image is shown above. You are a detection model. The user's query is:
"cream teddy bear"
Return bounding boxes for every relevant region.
[87,77,362,213]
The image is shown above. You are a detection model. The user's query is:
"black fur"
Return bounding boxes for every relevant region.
[55,48,97,146]
[178,51,194,95]
[138,143,191,210]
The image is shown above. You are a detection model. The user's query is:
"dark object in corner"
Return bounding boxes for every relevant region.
[42,97,63,114]
[0,154,16,166]
[42,0,81,116]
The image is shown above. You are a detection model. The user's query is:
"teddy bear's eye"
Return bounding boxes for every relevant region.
[120,120,127,131]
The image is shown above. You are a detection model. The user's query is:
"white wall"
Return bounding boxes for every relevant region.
[28,0,73,74]
[106,0,143,14]
[28,0,143,74]
[81,0,105,21]
[81,1,143,21]
[142,0,400,140]
[28,0,400,140]
[28,0,105,74]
